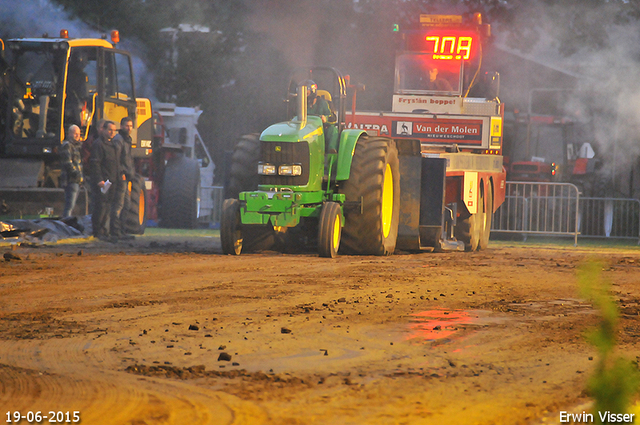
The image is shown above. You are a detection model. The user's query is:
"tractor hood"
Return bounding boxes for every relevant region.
[260,116,323,143]
[256,116,325,192]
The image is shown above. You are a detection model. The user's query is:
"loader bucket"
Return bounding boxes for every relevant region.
[0,188,89,219]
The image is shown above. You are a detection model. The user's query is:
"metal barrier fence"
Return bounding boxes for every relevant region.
[578,197,640,239]
[492,182,640,244]
[493,182,580,245]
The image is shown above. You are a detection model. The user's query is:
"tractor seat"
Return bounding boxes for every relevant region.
[316,89,337,124]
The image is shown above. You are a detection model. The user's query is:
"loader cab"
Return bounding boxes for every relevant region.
[1,34,137,159]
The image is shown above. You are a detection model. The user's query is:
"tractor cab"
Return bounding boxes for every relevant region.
[284,67,347,154]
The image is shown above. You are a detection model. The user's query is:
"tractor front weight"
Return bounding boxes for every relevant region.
[239,191,345,228]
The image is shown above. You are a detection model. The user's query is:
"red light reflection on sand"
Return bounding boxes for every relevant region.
[406,309,477,342]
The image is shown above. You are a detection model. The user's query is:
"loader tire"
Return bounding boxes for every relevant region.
[160,154,200,229]
[318,202,342,258]
[225,133,261,199]
[123,174,147,235]
[340,136,400,256]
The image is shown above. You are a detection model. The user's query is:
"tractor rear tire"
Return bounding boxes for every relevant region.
[122,174,147,235]
[479,184,493,250]
[318,202,342,258]
[225,133,261,199]
[160,155,200,229]
[221,198,243,255]
[340,136,400,256]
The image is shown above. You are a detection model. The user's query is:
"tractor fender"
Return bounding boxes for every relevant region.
[336,129,368,181]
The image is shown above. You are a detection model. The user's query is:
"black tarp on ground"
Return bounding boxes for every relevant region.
[0,216,92,243]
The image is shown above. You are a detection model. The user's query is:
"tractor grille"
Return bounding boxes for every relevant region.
[259,141,310,186]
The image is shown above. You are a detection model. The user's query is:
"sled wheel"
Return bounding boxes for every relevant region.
[479,183,493,250]
[456,187,484,252]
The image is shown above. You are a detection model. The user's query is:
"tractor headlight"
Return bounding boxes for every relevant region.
[278,164,302,176]
[258,163,276,175]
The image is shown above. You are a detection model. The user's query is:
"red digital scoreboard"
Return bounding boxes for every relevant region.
[404,30,479,61]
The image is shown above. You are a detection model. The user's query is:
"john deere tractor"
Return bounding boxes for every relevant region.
[221,67,400,257]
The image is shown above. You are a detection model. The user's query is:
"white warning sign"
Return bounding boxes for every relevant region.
[464,171,478,215]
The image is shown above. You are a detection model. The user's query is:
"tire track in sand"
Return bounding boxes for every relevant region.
[0,338,266,424]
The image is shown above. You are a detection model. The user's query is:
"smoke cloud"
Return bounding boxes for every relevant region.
[495,1,640,195]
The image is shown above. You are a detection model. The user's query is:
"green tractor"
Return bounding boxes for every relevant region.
[221,67,400,257]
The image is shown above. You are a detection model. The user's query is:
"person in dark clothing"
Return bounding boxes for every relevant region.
[90,120,124,241]
[60,124,83,218]
[81,119,104,215]
[113,117,136,240]
[425,66,453,91]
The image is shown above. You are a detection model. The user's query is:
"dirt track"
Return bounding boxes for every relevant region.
[0,234,639,425]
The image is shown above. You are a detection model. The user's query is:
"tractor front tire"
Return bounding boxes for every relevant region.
[160,155,201,229]
[340,137,400,256]
[318,202,342,258]
[221,198,243,255]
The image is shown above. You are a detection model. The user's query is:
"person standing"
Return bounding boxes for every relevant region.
[113,117,135,239]
[60,124,83,218]
[81,118,105,215]
[90,120,124,241]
